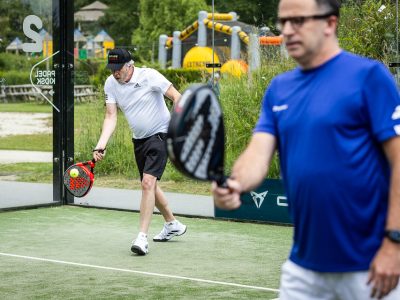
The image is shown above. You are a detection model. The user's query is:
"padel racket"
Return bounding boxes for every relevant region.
[63,150,104,197]
[167,84,226,186]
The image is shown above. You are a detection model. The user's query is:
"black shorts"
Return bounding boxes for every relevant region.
[133,132,168,181]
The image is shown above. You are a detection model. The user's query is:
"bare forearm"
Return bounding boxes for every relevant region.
[368,138,400,299]
[383,137,400,230]
[386,160,400,230]
[95,116,117,149]
[165,85,181,104]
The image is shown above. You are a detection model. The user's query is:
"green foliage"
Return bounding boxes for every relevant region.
[339,0,396,61]
[132,0,209,61]
[74,101,137,177]
[99,0,139,47]
[0,53,41,84]
[206,0,279,26]
[0,70,30,85]
[74,0,96,11]
[0,0,33,52]
[91,62,109,87]
[158,69,203,90]
[221,59,295,179]
[0,103,52,113]
[0,53,41,71]
[0,162,52,182]
[0,133,52,151]
[74,58,104,85]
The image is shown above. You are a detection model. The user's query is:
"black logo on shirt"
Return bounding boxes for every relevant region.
[134,83,141,88]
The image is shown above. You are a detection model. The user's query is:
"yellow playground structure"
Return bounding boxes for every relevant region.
[158,11,284,76]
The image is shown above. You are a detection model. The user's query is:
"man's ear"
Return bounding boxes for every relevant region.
[325,15,339,36]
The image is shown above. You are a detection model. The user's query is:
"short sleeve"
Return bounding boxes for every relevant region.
[146,69,172,94]
[104,76,117,104]
[363,63,400,142]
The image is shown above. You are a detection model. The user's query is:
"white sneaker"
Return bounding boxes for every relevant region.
[153,220,187,242]
[131,233,149,255]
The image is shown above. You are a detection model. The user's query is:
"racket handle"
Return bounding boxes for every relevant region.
[92,148,106,164]
[216,176,228,188]
[92,148,106,153]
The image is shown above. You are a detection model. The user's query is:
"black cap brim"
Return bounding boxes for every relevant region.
[107,63,125,71]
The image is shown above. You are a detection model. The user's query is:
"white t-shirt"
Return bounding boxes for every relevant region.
[104,67,172,139]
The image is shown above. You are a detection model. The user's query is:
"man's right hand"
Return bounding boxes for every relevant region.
[211,178,242,210]
[92,149,106,162]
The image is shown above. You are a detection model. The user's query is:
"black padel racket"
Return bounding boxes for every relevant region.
[63,153,102,197]
[167,84,226,186]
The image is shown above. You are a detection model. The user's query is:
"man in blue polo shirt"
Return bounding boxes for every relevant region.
[212,0,400,299]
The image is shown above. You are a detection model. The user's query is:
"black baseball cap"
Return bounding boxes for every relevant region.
[106,48,132,71]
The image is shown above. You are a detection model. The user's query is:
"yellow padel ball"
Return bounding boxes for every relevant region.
[70,168,79,178]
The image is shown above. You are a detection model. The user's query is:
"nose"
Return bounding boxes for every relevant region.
[113,71,120,79]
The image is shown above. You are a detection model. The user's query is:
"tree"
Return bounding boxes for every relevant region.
[339,0,396,61]
[0,0,33,52]
[132,0,209,61]
[99,0,139,47]
[205,0,279,27]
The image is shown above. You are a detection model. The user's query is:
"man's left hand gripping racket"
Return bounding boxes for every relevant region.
[167,84,227,186]
[63,150,104,197]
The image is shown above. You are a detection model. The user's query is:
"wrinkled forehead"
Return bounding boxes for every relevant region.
[278,0,319,17]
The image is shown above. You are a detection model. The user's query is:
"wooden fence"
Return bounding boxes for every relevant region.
[0,84,97,103]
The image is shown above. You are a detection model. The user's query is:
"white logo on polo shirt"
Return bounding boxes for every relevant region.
[272,104,288,112]
[392,105,400,120]
[394,124,400,135]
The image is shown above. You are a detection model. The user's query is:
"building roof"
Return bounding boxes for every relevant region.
[74,28,87,42]
[94,29,114,42]
[80,1,108,11]
[75,10,105,22]
[39,29,53,41]
[83,38,102,50]
[6,37,23,50]
[74,1,108,22]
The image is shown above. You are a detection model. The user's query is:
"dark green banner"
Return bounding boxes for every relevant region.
[215,179,292,224]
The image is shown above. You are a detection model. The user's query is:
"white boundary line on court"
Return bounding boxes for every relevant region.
[0,252,279,293]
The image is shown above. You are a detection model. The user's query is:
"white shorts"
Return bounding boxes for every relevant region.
[279,260,400,300]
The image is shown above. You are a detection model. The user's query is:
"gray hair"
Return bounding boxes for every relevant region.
[125,60,135,67]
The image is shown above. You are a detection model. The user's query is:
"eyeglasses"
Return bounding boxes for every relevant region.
[276,12,335,32]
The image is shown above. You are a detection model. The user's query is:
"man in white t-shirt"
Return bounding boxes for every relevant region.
[93,48,187,256]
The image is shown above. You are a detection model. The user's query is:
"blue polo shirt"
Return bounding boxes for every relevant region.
[254,51,400,272]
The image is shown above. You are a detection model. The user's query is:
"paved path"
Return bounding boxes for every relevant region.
[0,150,214,217]
[0,150,52,164]
[0,181,215,217]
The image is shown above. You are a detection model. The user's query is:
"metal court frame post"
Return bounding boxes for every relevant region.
[52,0,74,205]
